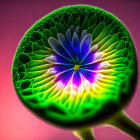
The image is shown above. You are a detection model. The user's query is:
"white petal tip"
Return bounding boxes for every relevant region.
[84,79,91,91]
[99,62,110,69]
[56,81,64,90]
[94,52,105,61]
[92,83,98,90]
[70,90,77,97]
[95,74,104,80]
[47,67,56,74]
[90,44,98,52]
[45,55,56,63]
[78,86,84,94]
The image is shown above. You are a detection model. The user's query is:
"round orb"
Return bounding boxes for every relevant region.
[12,5,137,128]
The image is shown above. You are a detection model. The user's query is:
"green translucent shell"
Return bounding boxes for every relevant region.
[12,5,137,128]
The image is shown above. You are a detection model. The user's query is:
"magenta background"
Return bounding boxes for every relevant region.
[0,0,140,140]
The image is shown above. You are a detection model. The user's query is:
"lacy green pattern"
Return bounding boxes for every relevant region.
[12,5,137,128]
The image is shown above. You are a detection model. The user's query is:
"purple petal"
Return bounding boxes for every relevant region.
[54,54,73,65]
[82,63,100,71]
[55,69,74,85]
[72,71,81,88]
[81,52,95,65]
[72,32,80,63]
[80,34,92,61]
[54,65,73,74]
[79,68,96,83]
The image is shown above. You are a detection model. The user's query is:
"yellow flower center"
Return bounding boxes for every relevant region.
[74,64,79,71]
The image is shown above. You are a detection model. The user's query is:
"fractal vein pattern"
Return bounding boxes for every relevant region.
[12,5,140,140]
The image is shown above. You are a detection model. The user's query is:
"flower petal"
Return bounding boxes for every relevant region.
[72,71,81,88]
[81,52,95,65]
[80,68,96,83]
[74,26,79,36]
[90,44,98,52]
[82,63,100,71]
[54,65,73,74]
[94,52,105,61]
[65,29,71,41]
[58,33,66,46]
[55,81,64,90]
[80,34,92,61]
[55,54,73,65]
[78,81,84,94]
[72,32,80,63]
[55,69,74,85]
[98,61,110,70]
[69,25,75,33]
[58,33,74,60]
[48,37,72,61]
[81,30,87,41]
[81,51,104,65]
[47,67,56,74]
[84,79,91,91]
[45,55,57,63]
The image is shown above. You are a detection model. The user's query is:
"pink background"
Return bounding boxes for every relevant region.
[0,0,140,140]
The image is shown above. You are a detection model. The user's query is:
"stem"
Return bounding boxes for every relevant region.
[73,127,95,140]
[106,111,140,139]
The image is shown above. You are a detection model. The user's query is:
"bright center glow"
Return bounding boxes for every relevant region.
[74,64,79,71]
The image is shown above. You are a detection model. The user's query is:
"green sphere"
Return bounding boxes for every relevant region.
[12,5,137,128]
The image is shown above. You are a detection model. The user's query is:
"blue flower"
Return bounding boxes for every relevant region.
[46,26,109,95]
